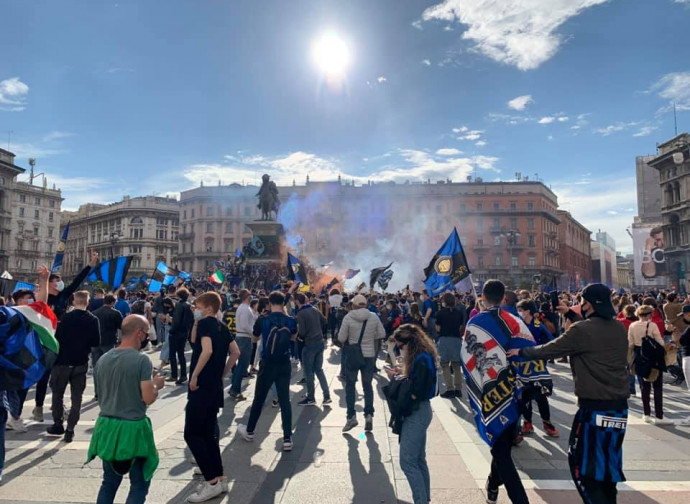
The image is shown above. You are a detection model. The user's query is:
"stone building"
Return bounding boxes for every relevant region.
[591,231,617,287]
[179,178,565,288]
[60,195,179,279]
[557,210,592,290]
[0,148,25,274]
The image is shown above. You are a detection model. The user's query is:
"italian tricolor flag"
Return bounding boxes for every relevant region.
[209,270,225,284]
[14,301,59,357]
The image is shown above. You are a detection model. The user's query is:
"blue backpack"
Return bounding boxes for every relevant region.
[264,321,293,363]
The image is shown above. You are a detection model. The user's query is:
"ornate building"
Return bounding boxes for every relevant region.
[557,210,592,290]
[59,196,179,279]
[0,148,25,274]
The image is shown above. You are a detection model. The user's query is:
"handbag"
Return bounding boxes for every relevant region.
[344,319,368,371]
[640,322,666,382]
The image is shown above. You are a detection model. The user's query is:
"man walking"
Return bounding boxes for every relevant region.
[229,289,254,401]
[167,287,193,385]
[294,293,331,406]
[338,294,385,432]
[92,295,123,395]
[47,290,101,443]
[508,284,630,504]
[87,314,165,504]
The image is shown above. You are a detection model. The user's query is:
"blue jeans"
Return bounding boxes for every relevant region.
[96,458,150,504]
[0,406,7,477]
[231,337,253,395]
[302,340,330,401]
[400,401,432,504]
[159,324,170,362]
[345,357,376,419]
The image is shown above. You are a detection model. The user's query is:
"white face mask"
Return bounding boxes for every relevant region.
[194,309,203,320]
[55,280,65,292]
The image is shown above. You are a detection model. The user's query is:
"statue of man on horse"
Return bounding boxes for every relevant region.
[256,174,280,220]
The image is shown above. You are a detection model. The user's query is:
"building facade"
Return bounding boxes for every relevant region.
[557,210,592,290]
[180,179,564,288]
[648,133,690,291]
[60,196,179,279]
[616,253,634,291]
[591,231,617,287]
[0,148,25,274]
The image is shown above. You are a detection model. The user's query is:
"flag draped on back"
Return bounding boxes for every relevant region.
[287,253,307,284]
[369,262,393,289]
[1,302,59,391]
[87,256,134,290]
[461,307,527,447]
[148,261,180,292]
[51,222,70,272]
[343,269,360,279]
[424,228,471,296]
[377,269,394,291]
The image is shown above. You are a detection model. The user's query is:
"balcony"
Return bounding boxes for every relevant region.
[179,232,195,240]
[506,242,524,251]
[489,226,504,234]
[472,243,489,251]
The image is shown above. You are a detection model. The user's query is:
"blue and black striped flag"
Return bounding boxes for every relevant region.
[369,262,393,290]
[287,253,306,284]
[377,270,394,291]
[51,222,70,273]
[148,261,179,292]
[87,256,134,290]
[424,228,471,296]
[343,269,360,279]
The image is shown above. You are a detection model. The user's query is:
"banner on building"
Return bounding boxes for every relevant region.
[632,225,667,288]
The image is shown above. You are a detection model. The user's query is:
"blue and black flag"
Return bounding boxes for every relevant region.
[343,269,360,279]
[87,256,134,290]
[287,253,307,284]
[325,277,339,292]
[148,261,180,292]
[424,227,471,296]
[369,262,393,290]
[51,222,70,273]
[377,269,394,291]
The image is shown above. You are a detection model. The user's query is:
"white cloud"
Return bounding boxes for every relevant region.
[0,77,29,111]
[420,0,611,70]
[487,113,533,125]
[436,148,463,156]
[7,143,66,159]
[538,116,556,124]
[421,59,432,66]
[557,116,569,122]
[507,95,533,111]
[452,126,469,133]
[475,140,487,147]
[412,19,424,30]
[458,130,483,141]
[593,121,640,136]
[377,76,387,83]
[547,135,554,141]
[42,131,76,142]
[650,71,690,111]
[632,126,659,137]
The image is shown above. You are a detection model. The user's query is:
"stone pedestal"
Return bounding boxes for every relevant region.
[245,221,285,264]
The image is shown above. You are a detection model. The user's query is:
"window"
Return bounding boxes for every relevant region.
[528,256,536,267]
[476,202,483,211]
[183,210,187,220]
[478,256,484,267]
[477,238,484,246]
[436,221,442,231]
[493,217,500,228]
[226,206,233,216]
[34,210,40,219]
[225,239,233,252]
[528,234,535,247]
[206,206,214,217]
[31,260,37,270]
[528,218,535,229]
[510,218,517,229]
[19,207,24,217]
[512,256,518,267]
[510,201,516,211]
[156,229,168,240]
[225,222,233,233]
[494,255,502,266]
[35,197,41,205]
[32,241,38,251]
[527,201,533,211]
[493,202,499,210]
[33,226,39,236]
[206,223,214,233]
[47,243,53,253]
[191,208,195,218]
[19,194,26,203]
[17,239,23,251]
[49,200,55,208]
[205,239,214,252]
[18,223,23,233]
[493,236,501,246]
[244,206,251,216]
[48,212,54,222]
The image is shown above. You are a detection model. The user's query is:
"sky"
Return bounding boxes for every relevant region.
[2,0,690,254]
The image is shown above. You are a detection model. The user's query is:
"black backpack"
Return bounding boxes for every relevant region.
[264,320,293,362]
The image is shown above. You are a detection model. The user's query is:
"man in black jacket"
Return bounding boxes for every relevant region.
[92,294,123,394]
[46,290,101,443]
[167,287,193,385]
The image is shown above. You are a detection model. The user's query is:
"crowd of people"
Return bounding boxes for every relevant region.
[2,254,690,504]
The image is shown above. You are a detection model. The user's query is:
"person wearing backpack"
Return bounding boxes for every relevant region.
[237,291,298,451]
[338,294,386,433]
[628,305,672,425]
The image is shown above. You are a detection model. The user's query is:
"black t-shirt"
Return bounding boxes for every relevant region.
[189,316,234,408]
[680,327,690,358]
[435,307,466,338]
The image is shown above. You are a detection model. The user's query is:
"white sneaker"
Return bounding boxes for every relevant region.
[237,423,255,442]
[220,478,228,493]
[186,481,224,502]
[283,438,293,451]
[7,417,28,433]
[654,417,673,426]
[642,415,653,424]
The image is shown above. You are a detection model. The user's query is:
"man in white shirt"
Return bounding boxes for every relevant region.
[229,289,254,401]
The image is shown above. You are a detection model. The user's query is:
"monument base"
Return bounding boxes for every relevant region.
[245,221,285,264]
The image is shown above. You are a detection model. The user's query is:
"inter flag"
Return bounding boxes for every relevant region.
[343,269,360,279]
[287,253,307,284]
[148,261,180,292]
[325,277,339,292]
[209,270,225,284]
[250,236,265,256]
[369,262,393,289]
[377,270,394,291]
[424,227,471,296]
[51,222,70,273]
[87,256,134,290]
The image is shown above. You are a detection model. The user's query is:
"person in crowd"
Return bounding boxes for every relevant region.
[664,293,684,333]
[294,292,331,406]
[229,289,254,401]
[508,284,629,504]
[47,290,101,443]
[114,289,131,318]
[167,287,194,385]
[420,290,437,340]
[237,291,297,451]
[628,305,672,425]
[338,294,386,432]
[435,292,466,399]
[618,305,639,395]
[501,290,519,317]
[92,295,123,395]
[384,324,438,504]
[88,288,106,312]
[641,297,665,336]
[87,314,165,504]
[183,292,240,502]
[328,288,343,342]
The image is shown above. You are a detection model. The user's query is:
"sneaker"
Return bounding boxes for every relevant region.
[176,376,188,385]
[32,406,43,422]
[440,391,455,399]
[165,376,178,382]
[64,430,74,443]
[46,423,65,436]
[271,399,279,408]
[236,424,255,442]
[322,397,332,406]
[342,417,358,433]
[365,415,373,432]
[485,478,499,504]
[229,392,247,402]
[7,417,28,433]
[543,422,560,438]
[454,389,463,398]
[283,438,293,451]
[298,398,316,406]
[220,478,228,493]
[642,415,653,424]
[654,417,673,426]
[520,422,534,435]
[186,480,224,503]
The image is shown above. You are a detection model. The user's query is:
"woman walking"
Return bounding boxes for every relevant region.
[385,324,438,504]
[435,293,466,398]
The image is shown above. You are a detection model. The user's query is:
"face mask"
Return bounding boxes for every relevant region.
[55,280,65,292]
[139,330,149,350]
[194,309,203,320]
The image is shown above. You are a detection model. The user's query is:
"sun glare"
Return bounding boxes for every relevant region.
[312,32,351,76]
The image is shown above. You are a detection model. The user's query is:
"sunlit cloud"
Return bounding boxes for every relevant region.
[507,95,533,111]
[0,77,29,111]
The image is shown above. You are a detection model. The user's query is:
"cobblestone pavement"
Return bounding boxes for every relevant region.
[2,343,689,503]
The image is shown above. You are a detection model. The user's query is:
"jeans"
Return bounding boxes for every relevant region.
[247,359,292,439]
[0,403,7,476]
[683,356,690,392]
[184,396,223,481]
[158,323,170,362]
[302,340,330,401]
[400,401,432,504]
[521,387,551,423]
[231,337,253,395]
[50,364,88,430]
[345,357,376,419]
[96,458,150,504]
[640,372,664,418]
[487,423,530,504]
[168,333,187,379]
[440,360,463,392]
[91,344,115,394]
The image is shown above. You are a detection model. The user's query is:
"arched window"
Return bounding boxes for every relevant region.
[205,238,214,253]
[670,214,681,246]
[130,217,143,225]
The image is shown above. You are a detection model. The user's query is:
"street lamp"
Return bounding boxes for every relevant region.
[103,232,122,259]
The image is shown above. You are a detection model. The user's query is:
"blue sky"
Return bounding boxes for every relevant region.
[1,0,690,252]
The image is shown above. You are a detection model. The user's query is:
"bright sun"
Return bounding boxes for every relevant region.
[312,32,351,75]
